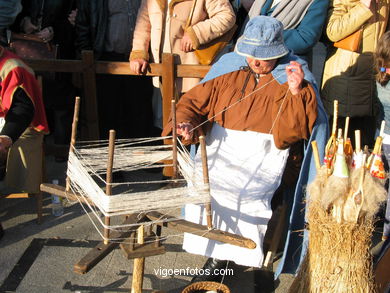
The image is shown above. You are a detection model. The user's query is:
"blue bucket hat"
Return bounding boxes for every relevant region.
[235,16,289,60]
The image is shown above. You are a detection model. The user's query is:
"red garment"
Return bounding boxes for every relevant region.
[0,47,49,133]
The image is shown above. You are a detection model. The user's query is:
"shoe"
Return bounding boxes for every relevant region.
[190,258,229,283]
[0,222,4,240]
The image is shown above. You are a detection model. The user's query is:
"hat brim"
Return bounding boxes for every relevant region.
[235,36,289,61]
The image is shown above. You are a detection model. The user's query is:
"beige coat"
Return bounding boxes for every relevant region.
[321,0,389,117]
[130,0,236,92]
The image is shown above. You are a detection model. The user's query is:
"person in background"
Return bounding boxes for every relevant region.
[129,0,236,131]
[0,0,22,42]
[321,0,389,148]
[0,45,49,238]
[162,16,318,283]
[374,30,390,241]
[238,0,329,67]
[12,0,77,161]
[0,0,23,240]
[75,0,154,139]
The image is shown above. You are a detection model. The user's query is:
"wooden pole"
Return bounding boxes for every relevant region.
[131,225,145,293]
[332,100,338,137]
[171,99,178,179]
[355,130,361,153]
[380,120,386,138]
[311,141,321,171]
[81,50,99,139]
[199,136,213,229]
[344,116,350,144]
[162,53,175,178]
[103,130,116,245]
[147,211,256,248]
[66,96,81,192]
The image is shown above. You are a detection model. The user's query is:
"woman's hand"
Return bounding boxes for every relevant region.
[35,26,54,42]
[180,32,194,53]
[176,122,194,140]
[130,58,149,75]
[68,9,78,26]
[286,61,304,95]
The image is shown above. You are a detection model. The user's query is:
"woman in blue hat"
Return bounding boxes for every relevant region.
[162,16,318,281]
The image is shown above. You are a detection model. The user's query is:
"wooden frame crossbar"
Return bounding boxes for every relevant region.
[24,52,210,140]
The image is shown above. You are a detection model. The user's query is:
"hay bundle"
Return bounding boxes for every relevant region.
[291,200,375,293]
[291,127,387,293]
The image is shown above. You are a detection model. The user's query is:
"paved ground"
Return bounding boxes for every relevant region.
[0,154,296,293]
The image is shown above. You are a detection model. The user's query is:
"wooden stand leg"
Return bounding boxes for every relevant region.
[131,225,145,293]
[199,136,213,229]
[104,130,116,245]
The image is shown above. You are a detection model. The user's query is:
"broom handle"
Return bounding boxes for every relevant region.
[344,117,350,144]
[355,130,361,153]
[380,120,385,138]
[358,154,366,188]
[337,128,342,140]
[332,100,338,136]
[311,141,321,171]
[373,136,383,155]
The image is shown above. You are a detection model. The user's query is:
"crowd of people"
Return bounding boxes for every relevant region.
[0,0,389,288]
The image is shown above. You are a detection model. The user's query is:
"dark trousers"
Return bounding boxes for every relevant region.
[96,52,153,139]
[329,115,376,149]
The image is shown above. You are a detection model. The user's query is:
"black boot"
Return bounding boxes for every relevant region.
[191,258,229,283]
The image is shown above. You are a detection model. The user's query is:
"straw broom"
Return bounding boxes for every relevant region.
[290,131,387,292]
[324,100,339,174]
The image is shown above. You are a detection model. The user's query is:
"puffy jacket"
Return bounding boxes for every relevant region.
[321,0,389,117]
[130,0,236,92]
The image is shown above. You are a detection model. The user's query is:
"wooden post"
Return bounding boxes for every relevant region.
[161,53,175,127]
[162,53,175,178]
[171,99,178,179]
[81,50,99,139]
[131,225,145,293]
[199,136,213,229]
[104,130,116,245]
[66,96,81,192]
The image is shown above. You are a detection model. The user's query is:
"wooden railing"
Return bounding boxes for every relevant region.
[25,51,211,140]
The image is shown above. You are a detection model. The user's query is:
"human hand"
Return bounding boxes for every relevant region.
[0,135,12,165]
[68,9,78,26]
[130,58,149,75]
[180,33,194,53]
[35,26,54,42]
[21,16,38,34]
[286,61,304,95]
[176,122,194,140]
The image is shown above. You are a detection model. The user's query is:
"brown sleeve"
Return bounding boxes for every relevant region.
[161,78,219,144]
[272,81,318,149]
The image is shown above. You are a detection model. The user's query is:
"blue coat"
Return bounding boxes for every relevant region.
[243,0,329,62]
[202,51,329,275]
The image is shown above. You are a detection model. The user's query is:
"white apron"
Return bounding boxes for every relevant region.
[182,123,289,267]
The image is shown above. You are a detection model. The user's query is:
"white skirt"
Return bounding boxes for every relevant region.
[183,123,289,267]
